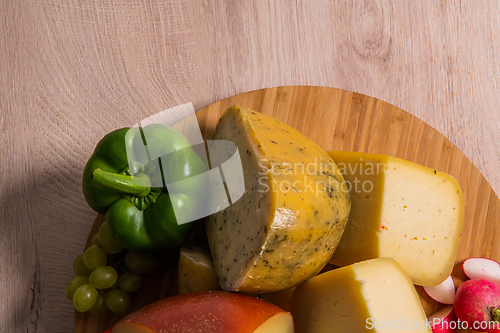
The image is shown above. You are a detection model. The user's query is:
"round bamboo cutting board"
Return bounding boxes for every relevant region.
[75,86,500,332]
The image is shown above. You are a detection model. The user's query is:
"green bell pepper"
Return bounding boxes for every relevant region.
[82,124,207,253]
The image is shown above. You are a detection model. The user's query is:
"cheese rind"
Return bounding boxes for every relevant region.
[206,105,351,293]
[328,151,464,286]
[290,258,432,333]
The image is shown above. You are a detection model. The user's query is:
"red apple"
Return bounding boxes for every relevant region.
[110,290,294,333]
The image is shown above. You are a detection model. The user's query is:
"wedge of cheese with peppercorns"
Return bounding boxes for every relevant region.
[177,242,295,310]
[177,243,221,294]
[328,151,464,286]
[206,105,351,293]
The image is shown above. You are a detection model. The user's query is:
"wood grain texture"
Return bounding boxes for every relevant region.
[1,0,500,332]
[76,86,499,332]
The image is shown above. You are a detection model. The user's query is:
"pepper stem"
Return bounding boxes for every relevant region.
[91,168,151,197]
[492,307,500,323]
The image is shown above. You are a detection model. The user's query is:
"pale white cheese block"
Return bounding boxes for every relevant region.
[328,151,464,286]
[291,257,432,333]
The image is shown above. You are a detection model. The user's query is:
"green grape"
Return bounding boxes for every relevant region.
[125,252,157,274]
[91,233,100,246]
[98,222,123,254]
[105,289,131,314]
[73,253,92,276]
[73,284,98,312]
[89,266,118,289]
[65,276,89,300]
[83,245,107,270]
[118,272,142,293]
[89,294,107,315]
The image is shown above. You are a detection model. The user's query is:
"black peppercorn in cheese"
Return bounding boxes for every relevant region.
[205,105,351,293]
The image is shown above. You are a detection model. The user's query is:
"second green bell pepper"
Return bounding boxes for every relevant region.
[82,124,207,253]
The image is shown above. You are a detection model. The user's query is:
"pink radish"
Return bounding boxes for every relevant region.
[424,276,456,304]
[427,306,458,333]
[454,278,500,332]
[463,258,500,284]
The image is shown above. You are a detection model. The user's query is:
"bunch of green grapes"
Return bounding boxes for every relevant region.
[65,222,158,314]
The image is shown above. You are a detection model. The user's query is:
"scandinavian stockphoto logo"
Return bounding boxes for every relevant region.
[255,158,386,196]
[124,103,245,225]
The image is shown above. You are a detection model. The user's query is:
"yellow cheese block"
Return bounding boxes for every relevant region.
[177,243,221,294]
[177,241,295,310]
[328,151,464,286]
[291,258,432,333]
[206,105,351,293]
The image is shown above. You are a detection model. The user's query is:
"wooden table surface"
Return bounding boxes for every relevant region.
[2,1,500,332]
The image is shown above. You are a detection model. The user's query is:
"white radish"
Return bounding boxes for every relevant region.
[424,275,456,304]
[427,306,458,333]
[463,258,500,284]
